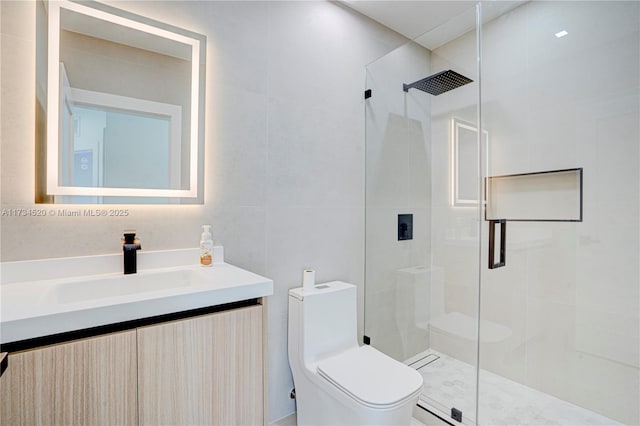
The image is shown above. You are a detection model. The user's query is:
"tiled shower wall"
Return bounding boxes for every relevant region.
[430,2,639,424]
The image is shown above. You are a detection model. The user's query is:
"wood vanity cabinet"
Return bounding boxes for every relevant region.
[0,304,263,426]
[137,304,264,425]
[0,330,138,425]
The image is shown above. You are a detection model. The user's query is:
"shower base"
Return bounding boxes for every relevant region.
[409,349,621,425]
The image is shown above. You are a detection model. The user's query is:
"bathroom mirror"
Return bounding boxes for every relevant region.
[39,0,205,203]
[451,117,488,207]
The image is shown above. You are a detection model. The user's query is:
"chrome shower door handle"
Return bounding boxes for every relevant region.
[488,219,506,269]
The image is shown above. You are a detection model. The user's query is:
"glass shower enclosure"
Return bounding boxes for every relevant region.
[364,2,639,425]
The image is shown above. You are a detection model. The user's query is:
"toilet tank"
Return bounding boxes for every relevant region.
[289,281,358,365]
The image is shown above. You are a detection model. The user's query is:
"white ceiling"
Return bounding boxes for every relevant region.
[341,1,527,50]
[341,1,476,40]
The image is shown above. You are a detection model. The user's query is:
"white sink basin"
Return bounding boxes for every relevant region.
[55,269,194,304]
[0,248,273,344]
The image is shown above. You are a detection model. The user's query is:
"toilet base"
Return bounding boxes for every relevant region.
[294,370,420,426]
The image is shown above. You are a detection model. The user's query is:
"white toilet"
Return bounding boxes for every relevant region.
[288,281,423,425]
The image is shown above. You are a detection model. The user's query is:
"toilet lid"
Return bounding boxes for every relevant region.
[317,345,423,408]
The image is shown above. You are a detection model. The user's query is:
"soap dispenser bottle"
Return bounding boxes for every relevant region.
[200,225,213,266]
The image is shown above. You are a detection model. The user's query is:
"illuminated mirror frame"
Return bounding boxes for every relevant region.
[450,117,489,207]
[47,0,202,199]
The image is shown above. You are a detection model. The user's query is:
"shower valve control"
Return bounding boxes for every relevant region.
[398,214,413,241]
[451,407,463,422]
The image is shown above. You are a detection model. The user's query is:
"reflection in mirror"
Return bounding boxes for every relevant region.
[450,117,488,207]
[37,0,205,204]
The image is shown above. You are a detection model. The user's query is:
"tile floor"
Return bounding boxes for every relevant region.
[273,349,621,425]
[415,349,621,425]
[271,413,426,425]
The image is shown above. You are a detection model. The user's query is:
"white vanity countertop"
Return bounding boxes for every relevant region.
[0,249,273,344]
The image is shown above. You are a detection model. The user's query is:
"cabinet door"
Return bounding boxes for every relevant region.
[0,330,137,426]
[137,305,263,426]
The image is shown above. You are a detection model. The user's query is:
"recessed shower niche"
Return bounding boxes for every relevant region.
[36,0,206,204]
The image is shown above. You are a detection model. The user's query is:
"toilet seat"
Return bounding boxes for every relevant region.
[317,345,423,409]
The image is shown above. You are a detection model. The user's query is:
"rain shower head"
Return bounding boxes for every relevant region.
[403,70,473,96]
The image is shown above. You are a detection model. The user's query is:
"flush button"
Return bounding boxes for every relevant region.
[398,214,413,240]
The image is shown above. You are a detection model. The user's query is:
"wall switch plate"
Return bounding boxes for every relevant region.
[398,214,413,240]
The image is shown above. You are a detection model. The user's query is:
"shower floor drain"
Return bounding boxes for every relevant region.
[409,353,440,371]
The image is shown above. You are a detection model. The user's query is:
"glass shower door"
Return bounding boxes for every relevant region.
[478,1,640,425]
[364,3,483,422]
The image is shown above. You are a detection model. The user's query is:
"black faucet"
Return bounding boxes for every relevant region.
[123,232,141,274]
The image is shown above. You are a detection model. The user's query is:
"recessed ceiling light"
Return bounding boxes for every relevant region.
[555,30,568,38]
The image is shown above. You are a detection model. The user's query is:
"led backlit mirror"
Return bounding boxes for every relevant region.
[451,117,488,207]
[39,0,205,203]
